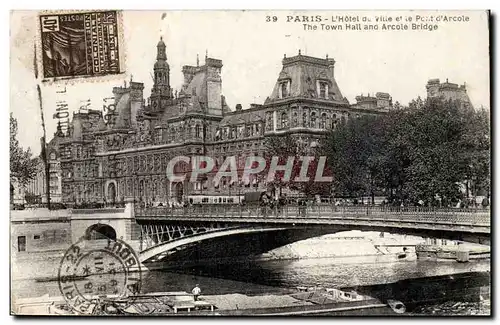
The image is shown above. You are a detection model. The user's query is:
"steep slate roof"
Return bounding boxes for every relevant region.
[112,92,131,129]
[220,109,265,126]
[184,71,207,104]
[266,54,346,104]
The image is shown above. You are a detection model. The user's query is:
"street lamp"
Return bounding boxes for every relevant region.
[238,180,243,204]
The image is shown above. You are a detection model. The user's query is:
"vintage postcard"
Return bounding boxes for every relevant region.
[10,10,490,316]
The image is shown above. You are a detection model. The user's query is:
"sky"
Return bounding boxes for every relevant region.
[10,10,490,155]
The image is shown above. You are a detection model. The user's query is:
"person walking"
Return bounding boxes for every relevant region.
[192,284,201,301]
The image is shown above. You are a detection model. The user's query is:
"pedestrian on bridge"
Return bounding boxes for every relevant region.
[192,284,201,301]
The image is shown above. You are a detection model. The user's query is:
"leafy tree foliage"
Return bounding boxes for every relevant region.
[325,98,490,206]
[263,134,332,198]
[10,113,38,185]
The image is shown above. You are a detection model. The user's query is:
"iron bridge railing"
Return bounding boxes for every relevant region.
[134,205,490,229]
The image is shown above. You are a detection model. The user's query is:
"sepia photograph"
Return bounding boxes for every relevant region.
[9,9,490,316]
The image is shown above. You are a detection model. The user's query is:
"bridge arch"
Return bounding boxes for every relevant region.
[84,223,117,241]
[139,225,330,263]
[137,221,490,264]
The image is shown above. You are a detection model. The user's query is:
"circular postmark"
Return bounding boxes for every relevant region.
[58,237,142,314]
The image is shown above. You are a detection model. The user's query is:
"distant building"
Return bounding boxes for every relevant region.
[53,39,391,206]
[10,173,25,205]
[426,78,473,109]
[25,123,64,204]
[351,92,393,111]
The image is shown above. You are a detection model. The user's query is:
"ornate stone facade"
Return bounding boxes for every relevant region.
[58,39,390,205]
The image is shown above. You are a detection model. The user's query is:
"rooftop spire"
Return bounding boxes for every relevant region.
[156,36,167,60]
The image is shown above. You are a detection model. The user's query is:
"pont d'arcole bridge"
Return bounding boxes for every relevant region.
[38,204,489,266]
[131,205,490,264]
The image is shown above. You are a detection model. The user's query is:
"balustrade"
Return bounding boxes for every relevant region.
[133,204,490,228]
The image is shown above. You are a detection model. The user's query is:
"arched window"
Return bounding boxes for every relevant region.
[152,179,158,200]
[280,112,288,129]
[155,129,162,143]
[310,112,317,128]
[195,124,201,138]
[302,112,308,127]
[332,114,338,129]
[139,180,144,197]
[292,111,298,127]
[266,114,273,131]
[320,113,327,129]
[145,179,150,198]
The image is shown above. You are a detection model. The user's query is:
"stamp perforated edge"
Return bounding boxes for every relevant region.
[35,9,127,86]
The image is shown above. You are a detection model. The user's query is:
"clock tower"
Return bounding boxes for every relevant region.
[150,37,173,113]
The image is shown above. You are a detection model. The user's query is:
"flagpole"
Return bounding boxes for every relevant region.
[34,42,51,209]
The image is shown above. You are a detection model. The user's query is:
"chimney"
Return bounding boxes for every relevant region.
[236,104,242,111]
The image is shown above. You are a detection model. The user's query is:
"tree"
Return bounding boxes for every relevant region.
[264,133,331,198]
[325,114,394,202]
[324,97,490,207]
[10,113,38,186]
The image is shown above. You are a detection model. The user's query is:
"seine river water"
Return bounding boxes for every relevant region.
[12,254,490,315]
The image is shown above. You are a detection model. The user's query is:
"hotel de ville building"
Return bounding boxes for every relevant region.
[44,38,393,206]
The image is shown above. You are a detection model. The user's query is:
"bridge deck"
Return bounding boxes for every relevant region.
[134,205,490,234]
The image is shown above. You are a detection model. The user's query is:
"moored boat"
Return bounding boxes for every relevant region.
[13,287,404,316]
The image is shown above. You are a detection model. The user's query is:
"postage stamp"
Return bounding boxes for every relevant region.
[38,10,123,80]
[57,237,142,314]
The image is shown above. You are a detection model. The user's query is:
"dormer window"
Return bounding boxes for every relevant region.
[279,80,290,98]
[281,83,288,97]
[319,82,328,99]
